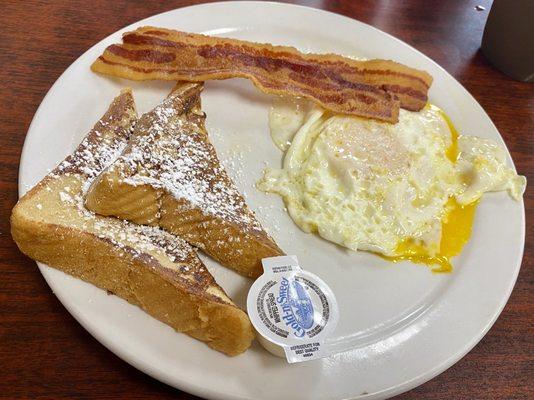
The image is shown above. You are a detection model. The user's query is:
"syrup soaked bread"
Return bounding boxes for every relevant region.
[11,89,254,356]
[85,83,283,278]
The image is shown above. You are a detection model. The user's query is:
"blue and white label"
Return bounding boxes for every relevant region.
[281,277,314,331]
[248,256,339,363]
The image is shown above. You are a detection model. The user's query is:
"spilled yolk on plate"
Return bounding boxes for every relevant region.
[384,105,476,273]
[383,198,478,273]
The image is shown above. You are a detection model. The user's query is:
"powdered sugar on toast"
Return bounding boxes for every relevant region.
[46,90,218,287]
[113,86,264,233]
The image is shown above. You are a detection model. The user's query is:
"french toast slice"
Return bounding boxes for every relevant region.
[85,83,283,278]
[11,89,254,356]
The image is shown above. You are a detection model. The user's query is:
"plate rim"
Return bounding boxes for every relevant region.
[18,2,526,399]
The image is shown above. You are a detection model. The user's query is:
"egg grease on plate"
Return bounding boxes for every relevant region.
[258,97,526,272]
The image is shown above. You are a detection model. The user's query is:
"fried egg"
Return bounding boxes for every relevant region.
[258,97,526,272]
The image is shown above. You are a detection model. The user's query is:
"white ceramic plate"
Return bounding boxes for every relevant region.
[19,2,525,399]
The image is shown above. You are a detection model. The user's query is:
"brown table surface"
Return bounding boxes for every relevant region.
[1,0,532,398]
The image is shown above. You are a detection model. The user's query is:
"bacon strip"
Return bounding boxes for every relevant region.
[92,27,433,122]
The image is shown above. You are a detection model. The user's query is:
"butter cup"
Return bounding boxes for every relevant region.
[247,255,339,363]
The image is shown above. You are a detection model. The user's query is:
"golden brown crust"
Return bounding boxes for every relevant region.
[10,207,254,356]
[91,27,433,122]
[10,89,254,356]
[158,193,283,278]
[86,83,283,278]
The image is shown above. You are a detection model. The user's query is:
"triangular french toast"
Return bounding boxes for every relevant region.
[85,83,283,278]
[11,89,254,356]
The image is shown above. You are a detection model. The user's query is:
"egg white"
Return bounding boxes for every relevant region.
[258,98,525,259]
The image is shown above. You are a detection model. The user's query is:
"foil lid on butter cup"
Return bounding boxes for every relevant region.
[247,255,339,363]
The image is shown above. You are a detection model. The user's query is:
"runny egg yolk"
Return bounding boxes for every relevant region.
[383,104,477,273]
[382,198,478,273]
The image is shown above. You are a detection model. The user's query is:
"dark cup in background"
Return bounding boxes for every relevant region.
[481,0,534,82]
